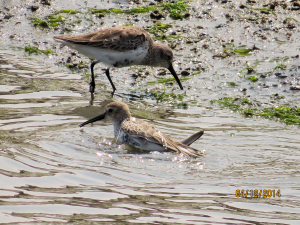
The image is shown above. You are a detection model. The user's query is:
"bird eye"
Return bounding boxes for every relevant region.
[108,108,113,113]
[167,55,172,60]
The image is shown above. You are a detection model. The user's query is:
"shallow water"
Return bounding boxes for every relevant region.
[1,0,300,224]
[1,49,300,224]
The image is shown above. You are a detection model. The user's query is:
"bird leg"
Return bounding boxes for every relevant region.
[89,92,94,106]
[90,61,98,94]
[105,68,117,97]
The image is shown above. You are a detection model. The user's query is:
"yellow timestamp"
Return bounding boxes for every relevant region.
[236,189,281,198]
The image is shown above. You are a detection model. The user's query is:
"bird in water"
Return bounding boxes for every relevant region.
[79,102,205,157]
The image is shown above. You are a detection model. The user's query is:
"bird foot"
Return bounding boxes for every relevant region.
[110,89,116,98]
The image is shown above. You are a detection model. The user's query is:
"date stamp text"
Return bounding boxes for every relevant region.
[236,189,281,198]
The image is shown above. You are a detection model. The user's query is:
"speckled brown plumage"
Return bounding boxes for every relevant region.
[54,26,151,52]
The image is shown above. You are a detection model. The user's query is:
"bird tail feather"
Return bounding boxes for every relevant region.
[176,143,205,158]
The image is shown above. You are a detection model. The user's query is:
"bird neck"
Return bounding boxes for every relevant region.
[112,116,131,138]
[142,43,159,66]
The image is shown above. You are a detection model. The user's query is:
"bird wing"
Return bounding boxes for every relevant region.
[121,118,204,157]
[121,118,167,147]
[54,26,152,51]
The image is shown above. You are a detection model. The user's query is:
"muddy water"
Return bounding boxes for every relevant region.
[1,0,300,224]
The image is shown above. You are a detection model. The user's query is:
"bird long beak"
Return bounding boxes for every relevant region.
[168,64,183,90]
[79,113,106,127]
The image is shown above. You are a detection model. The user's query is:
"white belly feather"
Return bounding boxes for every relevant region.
[58,40,148,68]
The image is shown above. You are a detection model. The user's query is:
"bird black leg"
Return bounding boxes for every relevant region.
[105,68,117,97]
[89,92,94,106]
[90,61,98,94]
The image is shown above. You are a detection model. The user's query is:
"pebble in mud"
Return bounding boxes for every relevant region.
[202,44,209,49]
[181,70,190,76]
[3,14,13,20]
[30,5,39,11]
[150,10,164,19]
[98,14,106,19]
[290,86,300,90]
[157,70,166,76]
[275,73,288,79]
[41,0,51,6]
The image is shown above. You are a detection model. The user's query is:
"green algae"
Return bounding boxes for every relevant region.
[223,43,253,56]
[150,88,184,103]
[269,56,289,63]
[247,76,258,82]
[251,7,273,11]
[283,17,298,23]
[25,46,53,55]
[53,9,81,14]
[32,14,67,29]
[129,6,157,13]
[90,6,157,15]
[47,15,66,23]
[234,49,252,55]
[163,1,189,20]
[33,2,190,31]
[90,9,111,14]
[239,62,258,74]
[148,23,173,34]
[110,8,124,13]
[211,97,300,126]
[32,18,50,28]
[239,16,267,21]
[90,1,189,19]
[32,10,82,30]
[274,64,287,70]
[227,82,237,86]
[260,107,300,125]
[148,23,182,40]
[147,77,189,86]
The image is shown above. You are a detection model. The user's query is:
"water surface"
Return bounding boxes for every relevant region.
[0,0,300,224]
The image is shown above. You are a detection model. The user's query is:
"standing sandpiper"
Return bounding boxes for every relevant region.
[54,26,183,96]
[79,102,205,157]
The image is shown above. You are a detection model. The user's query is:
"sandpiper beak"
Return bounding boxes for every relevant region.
[79,113,106,127]
[168,65,183,90]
